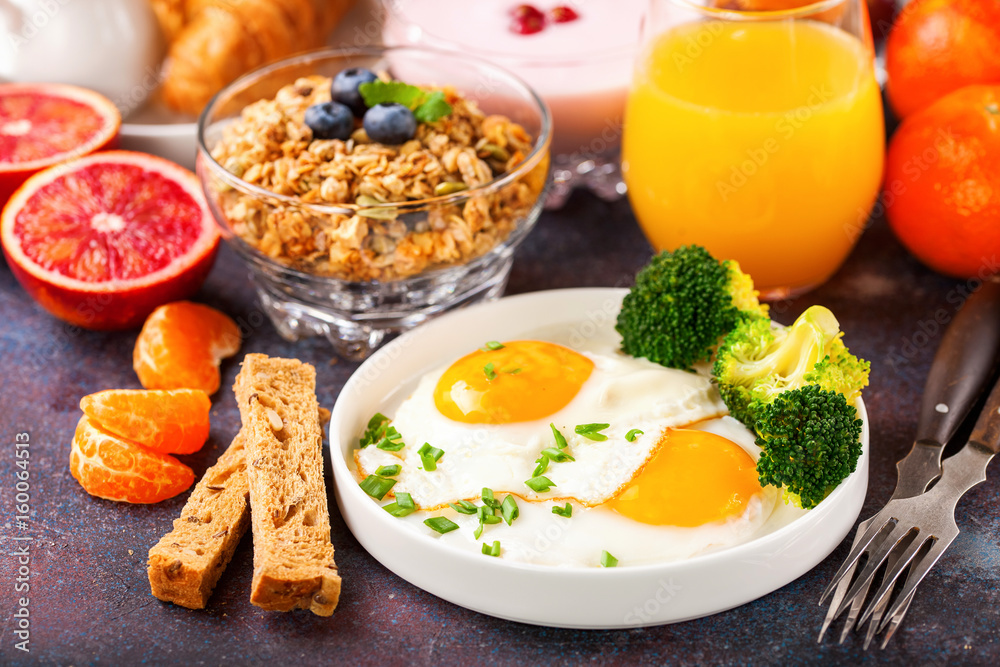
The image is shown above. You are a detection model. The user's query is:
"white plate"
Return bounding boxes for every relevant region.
[120,104,197,171]
[329,288,869,629]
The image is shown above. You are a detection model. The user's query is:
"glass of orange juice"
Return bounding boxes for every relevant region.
[622,0,884,299]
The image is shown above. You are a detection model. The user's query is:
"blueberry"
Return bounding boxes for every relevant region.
[332,67,379,117]
[363,103,417,145]
[304,102,354,141]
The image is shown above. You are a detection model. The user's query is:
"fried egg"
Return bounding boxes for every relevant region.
[354,337,783,566]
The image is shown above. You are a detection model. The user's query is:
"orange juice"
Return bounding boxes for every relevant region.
[623,19,884,295]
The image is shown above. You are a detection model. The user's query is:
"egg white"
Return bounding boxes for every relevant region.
[353,331,786,567]
[390,417,779,567]
[356,345,730,508]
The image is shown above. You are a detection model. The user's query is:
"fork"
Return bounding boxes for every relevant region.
[822,366,1000,642]
[817,279,1000,646]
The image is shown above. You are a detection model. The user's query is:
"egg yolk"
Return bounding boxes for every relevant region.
[433,340,594,424]
[609,429,764,527]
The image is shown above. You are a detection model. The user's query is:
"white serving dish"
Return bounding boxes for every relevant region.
[119,103,197,170]
[329,287,869,629]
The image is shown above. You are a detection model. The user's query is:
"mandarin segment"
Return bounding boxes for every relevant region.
[69,416,195,503]
[133,301,242,394]
[80,388,211,455]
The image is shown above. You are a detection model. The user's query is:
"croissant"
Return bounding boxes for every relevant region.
[156,0,355,116]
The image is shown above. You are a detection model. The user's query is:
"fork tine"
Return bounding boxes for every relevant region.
[879,588,917,649]
[878,539,934,649]
[838,574,872,644]
[833,522,914,618]
[817,568,852,642]
[863,588,890,650]
[860,543,913,650]
[818,522,872,642]
[820,516,897,604]
[858,533,929,626]
[878,537,949,633]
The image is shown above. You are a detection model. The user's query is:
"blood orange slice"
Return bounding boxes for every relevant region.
[1,150,219,330]
[0,83,120,203]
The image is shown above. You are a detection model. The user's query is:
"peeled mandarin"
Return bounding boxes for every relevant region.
[133,301,241,394]
[69,415,195,503]
[79,388,211,455]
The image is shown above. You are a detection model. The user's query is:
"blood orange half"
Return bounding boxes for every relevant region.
[1,150,220,330]
[0,83,120,203]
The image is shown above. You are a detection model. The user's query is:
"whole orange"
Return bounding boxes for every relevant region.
[884,85,1000,279]
[886,0,1000,119]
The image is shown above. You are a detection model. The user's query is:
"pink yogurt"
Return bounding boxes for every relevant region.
[382,0,644,157]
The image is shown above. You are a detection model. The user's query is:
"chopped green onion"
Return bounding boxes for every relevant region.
[484,362,497,381]
[482,341,505,351]
[424,517,459,534]
[375,464,401,477]
[359,412,391,448]
[376,425,405,451]
[383,502,415,517]
[600,550,618,568]
[395,492,414,510]
[448,500,478,515]
[540,447,575,463]
[473,505,500,538]
[552,503,572,517]
[501,494,519,526]
[482,540,501,557]
[524,475,555,492]
[625,428,644,442]
[550,423,569,450]
[359,474,396,500]
[418,443,444,471]
[503,367,522,375]
[532,455,549,477]
[481,487,499,510]
[575,423,610,441]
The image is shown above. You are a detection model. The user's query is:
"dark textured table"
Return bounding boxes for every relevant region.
[1,191,998,666]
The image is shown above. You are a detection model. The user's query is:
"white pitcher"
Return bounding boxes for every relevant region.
[0,0,164,117]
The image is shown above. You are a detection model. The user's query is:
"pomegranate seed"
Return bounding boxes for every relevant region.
[550,6,580,23]
[510,4,545,20]
[511,14,546,35]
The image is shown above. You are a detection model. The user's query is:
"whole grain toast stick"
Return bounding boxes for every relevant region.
[148,432,251,609]
[234,354,341,616]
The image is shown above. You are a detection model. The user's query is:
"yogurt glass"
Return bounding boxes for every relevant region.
[382,0,644,205]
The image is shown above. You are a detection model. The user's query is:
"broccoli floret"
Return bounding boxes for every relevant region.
[755,384,863,509]
[806,339,871,403]
[713,305,869,424]
[616,245,768,370]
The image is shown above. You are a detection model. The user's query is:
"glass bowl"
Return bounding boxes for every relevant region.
[197,46,551,360]
[380,0,642,208]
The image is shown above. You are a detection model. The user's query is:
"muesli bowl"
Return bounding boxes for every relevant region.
[197,46,551,360]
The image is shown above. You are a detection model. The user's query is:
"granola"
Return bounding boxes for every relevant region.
[206,75,547,281]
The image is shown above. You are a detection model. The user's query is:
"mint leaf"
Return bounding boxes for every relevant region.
[358,80,452,123]
[359,80,424,109]
[414,91,452,123]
